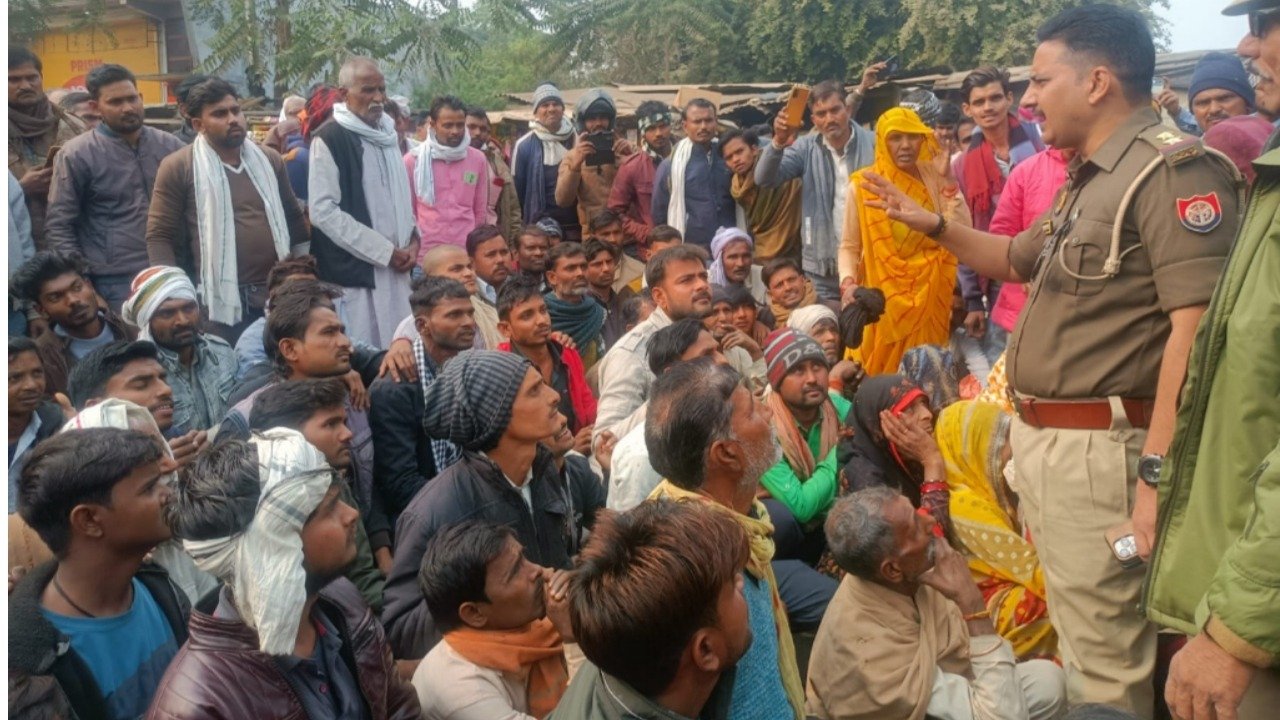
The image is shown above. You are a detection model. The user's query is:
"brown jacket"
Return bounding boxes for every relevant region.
[556,159,619,232]
[145,143,308,279]
[34,311,136,396]
[146,578,420,720]
[8,105,85,247]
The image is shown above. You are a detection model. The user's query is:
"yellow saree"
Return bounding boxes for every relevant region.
[844,108,967,376]
[937,400,1058,660]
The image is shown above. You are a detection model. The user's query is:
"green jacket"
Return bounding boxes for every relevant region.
[760,392,851,524]
[1144,148,1280,669]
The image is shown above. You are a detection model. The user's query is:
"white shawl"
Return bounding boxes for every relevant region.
[332,102,416,248]
[667,137,746,236]
[411,127,471,206]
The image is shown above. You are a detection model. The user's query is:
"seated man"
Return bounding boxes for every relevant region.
[708,283,772,345]
[369,278,470,523]
[249,378,388,611]
[392,244,487,348]
[645,224,683,258]
[542,242,607,367]
[121,266,237,432]
[12,251,135,395]
[468,224,515,347]
[497,278,596,448]
[9,428,188,719]
[150,430,421,719]
[787,304,865,398]
[514,225,552,291]
[550,499,751,719]
[583,239,635,348]
[708,226,767,305]
[414,520,574,719]
[382,350,605,660]
[645,359,806,718]
[233,255,320,375]
[806,487,1066,720]
[589,210,645,293]
[8,337,63,512]
[759,329,849,566]
[763,256,827,327]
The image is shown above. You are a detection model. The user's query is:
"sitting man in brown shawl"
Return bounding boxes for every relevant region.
[806,486,1066,720]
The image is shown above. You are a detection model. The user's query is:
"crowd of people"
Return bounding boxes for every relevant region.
[6,1,1280,719]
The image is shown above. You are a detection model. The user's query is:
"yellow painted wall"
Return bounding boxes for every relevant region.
[33,17,168,104]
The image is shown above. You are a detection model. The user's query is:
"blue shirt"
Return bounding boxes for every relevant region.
[651,140,737,248]
[8,410,43,513]
[728,572,791,720]
[42,577,179,720]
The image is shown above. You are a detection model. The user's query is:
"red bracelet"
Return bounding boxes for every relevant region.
[921,482,948,495]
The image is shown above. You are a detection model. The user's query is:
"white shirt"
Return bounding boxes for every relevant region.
[826,139,847,243]
[413,639,534,720]
[606,421,663,511]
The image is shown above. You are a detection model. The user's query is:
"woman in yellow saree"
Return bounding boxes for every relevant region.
[937,399,1059,661]
[839,107,971,376]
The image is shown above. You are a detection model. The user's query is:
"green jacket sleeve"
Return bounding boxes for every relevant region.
[759,446,839,524]
[1203,439,1280,667]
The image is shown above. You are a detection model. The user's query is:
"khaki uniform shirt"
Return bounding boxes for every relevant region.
[1006,109,1240,400]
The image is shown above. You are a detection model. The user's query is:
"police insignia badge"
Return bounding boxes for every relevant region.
[1176,193,1222,234]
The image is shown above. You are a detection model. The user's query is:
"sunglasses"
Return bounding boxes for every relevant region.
[1250,9,1280,38]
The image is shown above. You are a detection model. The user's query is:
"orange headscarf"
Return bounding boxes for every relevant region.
[848,108,958,376]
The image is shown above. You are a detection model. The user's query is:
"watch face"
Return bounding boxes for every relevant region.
[1139,456,1162,485]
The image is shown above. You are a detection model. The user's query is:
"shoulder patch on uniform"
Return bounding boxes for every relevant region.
[1138,128,1205,167]
[1176,193,1223,233]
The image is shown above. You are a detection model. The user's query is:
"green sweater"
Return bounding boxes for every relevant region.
[760,391,852,524]
[1145,148,1280,668]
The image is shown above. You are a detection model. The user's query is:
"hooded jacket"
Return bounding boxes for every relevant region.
[556,90,622,231]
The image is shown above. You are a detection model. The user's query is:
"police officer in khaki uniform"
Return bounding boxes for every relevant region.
[860,6,1242,718]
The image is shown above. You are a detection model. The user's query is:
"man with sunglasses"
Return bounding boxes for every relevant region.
[1144,4,1280,719]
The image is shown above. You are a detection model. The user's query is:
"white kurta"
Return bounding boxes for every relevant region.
[308,135,414,348]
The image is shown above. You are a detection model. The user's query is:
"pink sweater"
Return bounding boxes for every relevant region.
[404,147,490,259]
[987,148,1070,331]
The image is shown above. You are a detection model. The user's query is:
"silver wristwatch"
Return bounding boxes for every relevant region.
[1137,454,1163,488]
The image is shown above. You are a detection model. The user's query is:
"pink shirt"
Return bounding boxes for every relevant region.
[987,148,1070,331]
[404,147,490,259]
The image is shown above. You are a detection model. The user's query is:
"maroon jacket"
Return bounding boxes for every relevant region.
[607,151,657,246]
[145,579,420,720]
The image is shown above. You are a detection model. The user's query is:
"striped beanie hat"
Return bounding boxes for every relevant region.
[763,328,827,390]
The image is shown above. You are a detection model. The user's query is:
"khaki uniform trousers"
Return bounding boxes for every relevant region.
[1011,399,1157,719]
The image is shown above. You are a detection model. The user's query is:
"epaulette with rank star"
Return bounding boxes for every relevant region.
[1136,127,1205,167]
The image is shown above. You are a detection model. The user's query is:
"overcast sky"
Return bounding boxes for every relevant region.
[1164,0,1246,52]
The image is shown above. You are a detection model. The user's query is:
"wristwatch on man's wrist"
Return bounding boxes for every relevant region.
[1137,454,1163,488]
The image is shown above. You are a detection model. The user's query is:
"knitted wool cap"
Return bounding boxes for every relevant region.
[533,83,564,111]
[1189,52,1255,111]
[421,350,533,451]
[763,328,827,390]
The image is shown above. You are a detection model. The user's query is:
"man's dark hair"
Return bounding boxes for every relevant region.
[84,64,136,100]
[465,224,505,257]
[681,98,717,120]
[465,105,490,122]
[718,128,759,155]
[935,101,963,129]
[645,245,708,288]
[517,224,551,247]
[810,79,847,107]
[185,78,239,119]
[58,90,91,111]
[647,318,709,376]
[635,100,671,121]
[419,520,518,633]
[174,73,211,106]
[264,281,343,374]
[67,341,161,409]
[429,95,467,120]
[546,241,586,273]
[496,276,546,322]
[410,276,471,317]
[645,359,740,490]
[9,47,41,72]
[646,225,682,246]
[249,378,349,433]
[588,210,622,234]
[960,66,1013,104]
[9,335,40,362]
[762,256,803,287]
[582,238,620,264]
[166,438,262,542]
[621,291,652,327]
[19,428,166,557]
[570,500,749,697]
[11,251,88,304]
[1036,3,1155,105]
[824,487,901,580]
[267,255,319,294]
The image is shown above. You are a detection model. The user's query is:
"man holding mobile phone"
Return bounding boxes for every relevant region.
[556,88,634,247]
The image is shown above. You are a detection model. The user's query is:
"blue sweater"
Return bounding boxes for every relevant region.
[651,141,737,248]
[728,572,792,720]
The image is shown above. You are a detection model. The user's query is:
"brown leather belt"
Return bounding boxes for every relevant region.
[1014,397,1155,430]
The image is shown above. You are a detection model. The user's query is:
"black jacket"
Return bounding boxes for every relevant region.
[8,561,191,720]
[310,121,377,289]
[380,447,605,659]
[367,375,439,525]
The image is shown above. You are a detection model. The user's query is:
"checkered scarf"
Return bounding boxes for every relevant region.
[414,336,462,472]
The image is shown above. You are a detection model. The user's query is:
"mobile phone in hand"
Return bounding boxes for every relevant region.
[585,132,615,167]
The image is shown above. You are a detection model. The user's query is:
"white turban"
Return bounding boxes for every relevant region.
[787,304,838,337]
[183,427,334,655]
[120,266,198,342]
[62,398,219,604]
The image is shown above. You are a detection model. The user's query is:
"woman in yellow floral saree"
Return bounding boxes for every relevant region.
[839,107,971,376]
[937,399,1059,661]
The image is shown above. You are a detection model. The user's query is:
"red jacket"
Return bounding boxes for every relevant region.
[146,579,420,720]
[498,340,597,434]
[607,152,657,246]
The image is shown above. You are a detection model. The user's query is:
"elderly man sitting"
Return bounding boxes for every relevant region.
[806,487,1066,720]
[121,266,238,431]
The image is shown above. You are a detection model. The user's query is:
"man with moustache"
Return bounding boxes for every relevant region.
[146,77,308,342]
[467,224,514,348]
[542,242,607,368]
[1157,52,1256,135]
[407,95,489,258]
[45,64,185,311]
[652,99,739,248]
[608,100,675,250]
[465,106,522,241]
